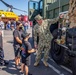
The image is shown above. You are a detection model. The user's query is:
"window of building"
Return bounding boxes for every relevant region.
[40,1,42,9]
[62,4,69,12]
[48,10,54,19]
[29,2,38,10]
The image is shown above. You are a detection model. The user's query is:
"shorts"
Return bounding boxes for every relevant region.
[21,56,30,65]
[14,46,21,57]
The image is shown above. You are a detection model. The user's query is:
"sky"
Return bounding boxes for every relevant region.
[0,0,28,15]
[30,0,40,2]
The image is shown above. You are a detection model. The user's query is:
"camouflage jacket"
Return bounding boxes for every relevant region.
[33,17,59,45]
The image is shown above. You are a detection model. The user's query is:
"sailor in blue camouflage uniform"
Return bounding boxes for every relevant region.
[33,14,63,67]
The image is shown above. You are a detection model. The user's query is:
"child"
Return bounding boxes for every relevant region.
[21,32,36,75]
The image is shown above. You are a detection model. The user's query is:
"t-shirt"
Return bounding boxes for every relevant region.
[21,41,32,58]
[13,29,22,48]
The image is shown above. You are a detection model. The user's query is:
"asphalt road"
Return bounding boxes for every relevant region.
[0,28,73,75]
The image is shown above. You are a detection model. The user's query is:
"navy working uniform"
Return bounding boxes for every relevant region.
[34,14,59,66]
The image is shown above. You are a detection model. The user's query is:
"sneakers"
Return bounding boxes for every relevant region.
[43,61,48,67]
[34,62,39,67]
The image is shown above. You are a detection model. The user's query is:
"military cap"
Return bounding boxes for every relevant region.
[35,14,43,20]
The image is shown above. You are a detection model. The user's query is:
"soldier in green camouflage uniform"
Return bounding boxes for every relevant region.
[33,14,60,67]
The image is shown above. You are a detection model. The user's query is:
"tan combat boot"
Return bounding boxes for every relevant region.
[34,62,39,66]
[43,61,48,67]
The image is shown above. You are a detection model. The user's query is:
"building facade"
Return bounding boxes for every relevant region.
[47,0,69,19]
[28,0,70,21]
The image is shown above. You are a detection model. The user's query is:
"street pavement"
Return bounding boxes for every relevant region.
[0,28,73,75]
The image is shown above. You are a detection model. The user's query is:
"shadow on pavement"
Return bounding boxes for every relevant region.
[1,37,34,75]
[1,59,21,75]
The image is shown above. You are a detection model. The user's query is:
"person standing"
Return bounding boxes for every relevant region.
[0,18,4,30]
[13,21,23,66]
[23,21,28,31]
[33,14,64,67]
[7,21,11,30]
[0,31,9,66]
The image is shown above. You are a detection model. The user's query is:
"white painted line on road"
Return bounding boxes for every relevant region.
[41,59,64,75]
[48,57,55,63]
[34,53,71,74]
[48,63,64,75]
[48,57,72,74]
[60,65,72,73]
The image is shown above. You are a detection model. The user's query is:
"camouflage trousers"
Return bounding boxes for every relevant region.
[35,41,51,63]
